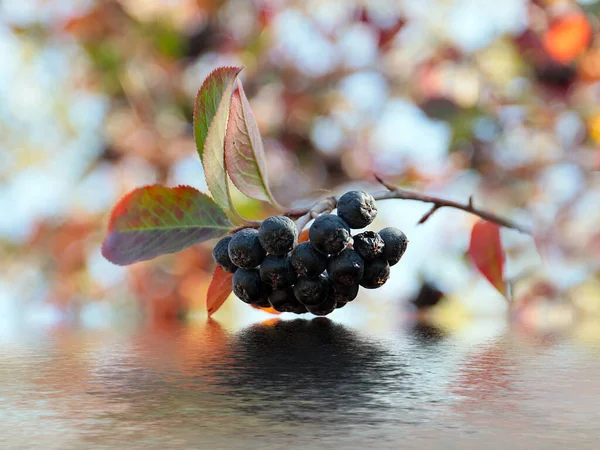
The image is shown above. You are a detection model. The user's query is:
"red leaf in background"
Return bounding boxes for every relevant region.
[206,266,234,317]
[298,228,310,243]
[468,220,507,297]
[543,14,591,64]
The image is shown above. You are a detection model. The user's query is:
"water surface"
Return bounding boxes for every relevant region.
[2,318,599,449]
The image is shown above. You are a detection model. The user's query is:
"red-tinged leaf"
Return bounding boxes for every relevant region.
[250,304,282,315]
[102,185,234,265]
[206,266,234,317]
[468,220,507,297]
[225,79,280,206]
[193,66,242,220]
[298,228,310,243]
[544,14,591,64]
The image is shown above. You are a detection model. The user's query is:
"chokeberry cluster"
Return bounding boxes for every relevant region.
[212,190,408,315]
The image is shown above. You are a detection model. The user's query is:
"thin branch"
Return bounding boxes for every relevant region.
[287,176,532,235]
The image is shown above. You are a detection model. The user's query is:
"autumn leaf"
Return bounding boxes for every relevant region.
[225,79,280,207]
[194,66,242,221]
[544,14,591,64]
[206,266,234,317]
[101,185,233,265]
[250,304,281,315]
[468,220,507,297]
[298,228,310,243]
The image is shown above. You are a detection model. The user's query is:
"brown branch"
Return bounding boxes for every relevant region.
[286,176,532,235]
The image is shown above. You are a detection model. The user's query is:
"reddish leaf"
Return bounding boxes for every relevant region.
[206,266,234,317]
[250,305,281,315]
[468,220,507,297]
[102,185,233,265]
[225,80,279,206]
[194,66,242,220]
[544,14,591,64]
[298,229,310,243]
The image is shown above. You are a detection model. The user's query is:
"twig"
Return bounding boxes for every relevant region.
[286,176,532,234]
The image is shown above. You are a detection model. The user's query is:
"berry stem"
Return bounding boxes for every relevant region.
[286,176,532,235]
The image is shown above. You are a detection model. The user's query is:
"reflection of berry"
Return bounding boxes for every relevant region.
[293,274,329,306]
[336,190,377,229]
[307,294,337,316]
[232,268,271,304]
[258,216,298,255]
[290,242,328,278]
[309,214,351,255]
[259,255,297,289]
[379,227,408,266]
[268,288,307,313]
[353,231,384,261]
[360,258,390,289]
[228,228,266,269]
[212,236,237,273]
[328,248,364,286]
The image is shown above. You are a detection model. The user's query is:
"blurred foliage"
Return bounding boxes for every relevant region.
[1,0,599,326]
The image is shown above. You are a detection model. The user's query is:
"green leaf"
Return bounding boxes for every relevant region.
[193,66,242,221]
[224,79,280,206]
[101,185,234,265]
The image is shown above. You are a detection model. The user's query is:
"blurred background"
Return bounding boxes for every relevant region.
[1,0,600,333]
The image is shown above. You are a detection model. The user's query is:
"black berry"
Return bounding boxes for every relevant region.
[258,216,298,255]
[212,236,237,273]
[259,255,297,289]
[306,294,336,316]
[228,228,266,269]
[379,227,408,266]
[232,268,271,304]
[328,248,364,286]
[336,190,378,229]
[360,257,390,289]
[353,231,384,261]
[290,242,328,278]
[293,274,329,306]
[308,214,351,255]
[268,288,307,314]
[329,282,359,304]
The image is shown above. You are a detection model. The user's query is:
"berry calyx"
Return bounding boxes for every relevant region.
[293,274,329,306]
[353,231,384,261]
[336,190,378,229]
[259,254,297,289]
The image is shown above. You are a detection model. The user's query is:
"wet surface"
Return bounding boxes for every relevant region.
[1,318,600,449]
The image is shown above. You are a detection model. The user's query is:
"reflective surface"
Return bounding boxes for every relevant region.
[2,318,600,449]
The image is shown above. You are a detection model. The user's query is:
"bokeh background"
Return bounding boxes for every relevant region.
[1,0,599,333]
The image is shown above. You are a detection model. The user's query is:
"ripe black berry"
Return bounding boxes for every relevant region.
[268,288,307,313]
[212,236,237,273]
[259,255,297,289]
[258,216,298,256]
[228,228,266,269]
[308,214,351,255]
[329,282,359,303]
[232,268,271,304]
[353,231,384,261]
[379,227,408,266]
[336,190,378,229]
[328,248,364,286]
[306,294,336,316]
[360,257,390,289]
[290,242,328,278]
[293,274,329,306]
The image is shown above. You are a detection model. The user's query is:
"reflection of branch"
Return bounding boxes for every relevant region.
[287,176,532,235]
